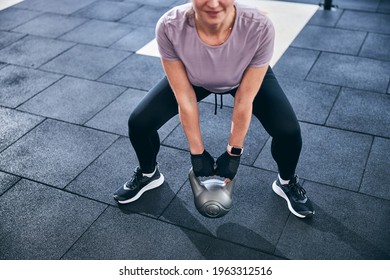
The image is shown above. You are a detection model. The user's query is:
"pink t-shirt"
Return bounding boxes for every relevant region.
[156,3,275,93]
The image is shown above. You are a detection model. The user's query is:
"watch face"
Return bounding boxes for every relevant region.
[231,147,242,155]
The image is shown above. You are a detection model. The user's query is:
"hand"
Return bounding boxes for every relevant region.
[190,150,215,177]
[215,151,240,180]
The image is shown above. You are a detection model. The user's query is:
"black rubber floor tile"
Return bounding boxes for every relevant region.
[273,47,320,80]
[254,123,372,191]
[72,0,141,21]
[0,30,24,49]
[275,0,318,4]
[360,137,390,200]
[205,239,282,260]
[85,88,180,138]
[15,0,96,15]
[160,166,289,254]
[291,25,366,55]
[65,137,137,205]
[59,19,134,47]
[62,206,210,259]
[98,54,164,90]
[0,179,106,260]
[307,52,390,93]
[359,33,390,61]
[13,13,87,38]
[0,65,62,108]
[377,0,390,13]
[171,0,188,6]
[278,76,340,124]
[162,102,270,165]
[131,0,179,6]
[66,140,189,217]
[0,8,41,30]
[0,119,118,188]
[326,88,390,137]
[0,107,43,152]
[0,171,19,196]
[275,181,390,259]
[308,8,343,27]
[19,76,125,124]
[85,88,145,135]
[0,35,75,68]
[110,26,155,52]
[337,0,381,12]
[120,5,170,27]
[337,10,390,34]
[40,44,130,80]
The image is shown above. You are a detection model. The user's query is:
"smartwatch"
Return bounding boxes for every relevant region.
[227,144,244,156]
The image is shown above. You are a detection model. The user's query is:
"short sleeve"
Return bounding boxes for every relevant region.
[155,16,179,61]
[248,18,275,67]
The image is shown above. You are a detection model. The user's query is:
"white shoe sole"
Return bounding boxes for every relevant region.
[272,180,307,219]
[117,174,165,204]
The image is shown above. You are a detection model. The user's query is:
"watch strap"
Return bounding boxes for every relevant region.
[227,144,244,155]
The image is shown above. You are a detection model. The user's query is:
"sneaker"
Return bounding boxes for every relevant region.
[272,176,314,218]
[113,166,164,204]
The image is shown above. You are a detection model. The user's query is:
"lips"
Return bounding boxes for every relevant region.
[206,10,222,17]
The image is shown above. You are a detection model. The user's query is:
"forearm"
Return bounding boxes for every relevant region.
[178,99,204,154]
[161,58,205,155]
[229,98,253,147]
[229,65,268,149]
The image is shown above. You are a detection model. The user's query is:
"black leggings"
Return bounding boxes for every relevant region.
[128,67,302,180]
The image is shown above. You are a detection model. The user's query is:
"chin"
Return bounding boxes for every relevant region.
[204,12,225,23]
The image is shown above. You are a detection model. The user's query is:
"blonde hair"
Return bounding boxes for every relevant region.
[184,5,195,27]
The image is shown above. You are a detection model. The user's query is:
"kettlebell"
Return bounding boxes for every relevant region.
[188,168,236,218]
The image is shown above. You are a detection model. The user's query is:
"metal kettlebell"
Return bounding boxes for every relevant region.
[188,168,236,218]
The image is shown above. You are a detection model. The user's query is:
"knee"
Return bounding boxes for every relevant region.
[128,111,143,133]
[275,122,302,143]
[289,123,301,139]
[128,109,157,137]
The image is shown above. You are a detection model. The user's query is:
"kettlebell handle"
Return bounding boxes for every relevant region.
[188,168,206,197]
[188,167,235,196]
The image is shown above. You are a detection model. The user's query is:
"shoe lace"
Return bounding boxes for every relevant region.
[126,167,143,190]
[288,177,307,201]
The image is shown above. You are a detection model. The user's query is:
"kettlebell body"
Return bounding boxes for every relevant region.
[188,168,235,218]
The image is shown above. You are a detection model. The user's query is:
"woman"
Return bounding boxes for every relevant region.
[114,0,314,218]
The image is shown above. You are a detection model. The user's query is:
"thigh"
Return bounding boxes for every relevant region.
[252,67,299,137]
[130,76,178,131]
[130,77,211,131]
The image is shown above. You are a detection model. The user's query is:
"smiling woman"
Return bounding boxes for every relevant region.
[0,0,24,10]
[114,0,315,219]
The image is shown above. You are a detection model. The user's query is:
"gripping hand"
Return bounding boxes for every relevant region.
[215,151,240,180]
[190,150,215,177]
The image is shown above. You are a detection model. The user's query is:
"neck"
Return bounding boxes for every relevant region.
[195,7,235,37]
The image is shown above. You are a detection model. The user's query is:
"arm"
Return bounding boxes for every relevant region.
[228,65,269,151]
[215,65,268,180]
[161,58,204,155]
